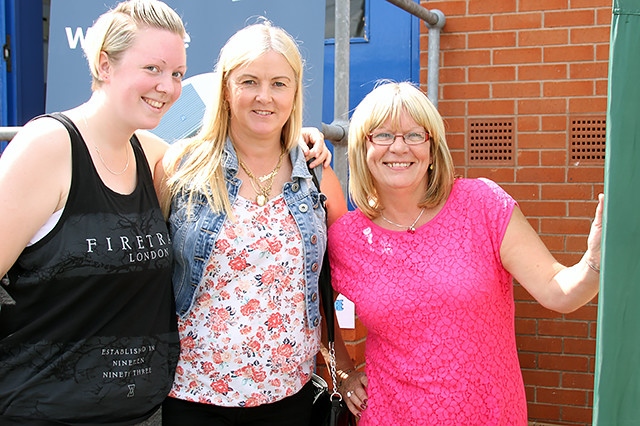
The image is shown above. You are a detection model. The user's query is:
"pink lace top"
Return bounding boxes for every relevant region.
[328,178,527,425]
[169,195,319,407]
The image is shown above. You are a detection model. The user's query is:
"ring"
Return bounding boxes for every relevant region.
[346,391,352,398]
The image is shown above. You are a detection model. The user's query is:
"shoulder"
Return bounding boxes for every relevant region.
[3,115,73,167]
[135,130,169,163]
[453,177,515,205]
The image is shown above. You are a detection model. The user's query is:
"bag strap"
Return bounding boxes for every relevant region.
[306,161,342,396]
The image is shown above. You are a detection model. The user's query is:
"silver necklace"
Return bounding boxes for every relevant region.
[381,207,426,234]
[83,114,131,176]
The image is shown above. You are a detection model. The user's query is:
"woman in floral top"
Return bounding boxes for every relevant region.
[159,20,353,425]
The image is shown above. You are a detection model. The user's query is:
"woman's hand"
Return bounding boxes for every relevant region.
[299,127,332,168]
[339,370,369,418]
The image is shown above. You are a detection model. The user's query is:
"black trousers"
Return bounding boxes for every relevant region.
[162,380,315,426]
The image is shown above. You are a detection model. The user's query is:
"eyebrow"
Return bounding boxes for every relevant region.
[235,73,292,82]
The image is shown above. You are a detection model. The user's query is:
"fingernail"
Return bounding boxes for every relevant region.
[361,403,367,410]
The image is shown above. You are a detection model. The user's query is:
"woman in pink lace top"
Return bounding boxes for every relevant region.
[329,81,603,425]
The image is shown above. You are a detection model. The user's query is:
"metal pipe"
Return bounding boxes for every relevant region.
[426,10,446,107]
[332,0,351,200]
[385,0,442,27]
[0,127,19,141]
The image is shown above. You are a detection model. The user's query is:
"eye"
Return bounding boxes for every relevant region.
[406,132,426,142]
[372,132,394,141]
[273,81,287,88]
[172,71,184,80]
[241,79,256,86]
[145,65,160,73]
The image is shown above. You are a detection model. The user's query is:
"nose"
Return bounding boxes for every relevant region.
[389,134,410,152]
[255,83,272,102]
[156,75,181,100]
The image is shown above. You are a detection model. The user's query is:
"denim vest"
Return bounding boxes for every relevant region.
[169,139,327,330]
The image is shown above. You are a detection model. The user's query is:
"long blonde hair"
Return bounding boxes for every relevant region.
[163,20,304,217]
[83,0,186,91]
[348,81,456,218]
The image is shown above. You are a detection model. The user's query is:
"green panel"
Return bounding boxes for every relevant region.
[593,1,640,424]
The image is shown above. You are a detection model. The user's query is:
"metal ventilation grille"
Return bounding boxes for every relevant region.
[468,119,515,165]
[570,117,606,163]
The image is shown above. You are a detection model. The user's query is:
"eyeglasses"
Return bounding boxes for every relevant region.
[366,131,429,146]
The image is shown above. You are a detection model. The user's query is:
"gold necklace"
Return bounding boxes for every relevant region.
[381,208,426,234]
[83,113,131,176]
[238,150,286,206]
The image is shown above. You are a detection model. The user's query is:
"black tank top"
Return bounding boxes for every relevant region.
[0,113,178,425]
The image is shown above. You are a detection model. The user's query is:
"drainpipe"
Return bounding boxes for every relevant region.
[323,0,351,200]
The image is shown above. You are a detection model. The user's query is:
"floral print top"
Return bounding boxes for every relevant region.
[169,195,320,407]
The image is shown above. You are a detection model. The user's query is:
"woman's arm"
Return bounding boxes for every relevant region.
[501,194,603,313]
[319,167,347,226]
[0,119,71,276]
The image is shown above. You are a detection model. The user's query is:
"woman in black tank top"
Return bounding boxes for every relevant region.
[0,1,186,424]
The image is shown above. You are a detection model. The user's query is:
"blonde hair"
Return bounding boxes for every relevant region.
[348,81,456,218]
[163,19,304,217]
[83,0,186,91]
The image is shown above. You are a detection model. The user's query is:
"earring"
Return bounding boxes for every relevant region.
[429,164,434,171]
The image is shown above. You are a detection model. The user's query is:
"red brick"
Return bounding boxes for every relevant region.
[569,96,607,113]
[519,64,568,80]
[537,387,588,406]
[541,115,567,131]
[521,0,569,11]
[519,201,566,217]
[538,354,589,372]
[519,28,569,46]
[522,369,561,387]
[443,15,492,33]
[517,335,563,353]
[517,150,540,166]
[518,116,541,132]
[562,405,594,423]
[493,13,543,30]
[517,98,567,115]
[538,319,589,337]
[544,80,595,97]
[540,218,591,234]
[562,372,594,389]
[443,83,490,99]
[468,65,516,82]
[542,184,593,200]
[541,150,568,166]
[494,47,543,64]
[569,62,609,79]
[544,10,596,27]
[468,31,517,48]
[571,26,612,44]
[493,82,541,98]
[468,99,515,115]
[517,167,566,183]
[564,337,596,355]
[466,168,515,182]
[443,49,491,67]
[516,318,538,335]
[545,45,595,62]
[469,0,517,14]
[527,403,561,421]
[500,183,540,200]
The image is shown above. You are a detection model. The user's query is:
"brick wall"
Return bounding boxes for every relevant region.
[334,2,610,426]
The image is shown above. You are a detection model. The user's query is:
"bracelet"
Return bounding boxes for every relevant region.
[585,259,600,274]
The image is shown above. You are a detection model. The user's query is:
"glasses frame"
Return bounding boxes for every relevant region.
[366,131,430,146]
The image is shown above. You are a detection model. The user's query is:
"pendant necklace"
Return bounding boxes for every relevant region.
[238,150,286,206]
[381,207,426,234]
[83,113,131,176]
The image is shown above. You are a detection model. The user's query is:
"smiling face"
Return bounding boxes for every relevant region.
[225,50,297,144]
[366,109,432,196]
[103,27,187,131]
